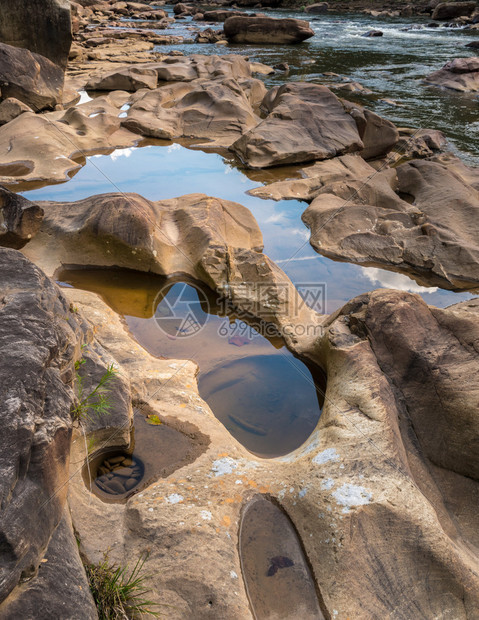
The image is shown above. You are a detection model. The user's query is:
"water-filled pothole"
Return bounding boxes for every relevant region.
[83,408,210,503]
[85,449,145,501]
[240,495,326,619]
[59,268,326,458]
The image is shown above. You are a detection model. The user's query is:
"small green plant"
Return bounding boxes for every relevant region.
[85,554,160,619]
[71,359,118,423]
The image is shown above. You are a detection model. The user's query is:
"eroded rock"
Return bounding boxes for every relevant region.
[302,157,479,290]
[231,83,363,168]
[0,248,83,606]
[0,43,65,111]
[0,186,44,249]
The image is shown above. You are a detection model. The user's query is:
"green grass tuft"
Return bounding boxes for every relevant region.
[85,553,160,619]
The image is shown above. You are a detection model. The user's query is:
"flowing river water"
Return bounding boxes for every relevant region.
[22,8,478,457]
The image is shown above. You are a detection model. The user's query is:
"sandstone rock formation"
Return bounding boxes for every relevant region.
[65,281,479,619]
[0,43,65,111]
[302,157,479,290]
[431,1,476,20]
[0,98,32,126]
[0,0,72,69]
[0,186,44,248]
[231,83,363,168]
[0,248,96,615]
[0,104,139,187]
[425,57,479,92]
[123,77,262,146]
[86,65,159,91]
[223,16,315,44]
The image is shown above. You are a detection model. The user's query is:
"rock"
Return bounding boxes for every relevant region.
[362,29,383,37]
[202,9,246,21]
[304,2,329,14]
[195,28,225,44]
[86,65,158,91]
[0,103,139,188]
[0,98,32,126]
[395,127,447,159]
[0,248,84,607]
[223,16,315,44]
[466,40,479,48]
[0,511,97,619]
[302,157,479,290]
[123,76,262,147]
[0,43,65,111]
[231,83,363,168]
[22,192,264,281]
[273,62,289,71]
[248,154,375,202]
[432,1,476,20]
[0,0,72,69]
[425,56,479,91]
[66,278,479,619]
[0,186,44,249]
[342,100,399,160]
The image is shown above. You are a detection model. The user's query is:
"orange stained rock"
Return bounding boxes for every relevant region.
[221,515,231,527]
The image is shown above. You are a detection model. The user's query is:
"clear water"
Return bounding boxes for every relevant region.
[25,145,474,311]
[58,269,326,457]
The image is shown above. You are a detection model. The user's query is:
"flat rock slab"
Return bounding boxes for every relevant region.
[224,16,315,44]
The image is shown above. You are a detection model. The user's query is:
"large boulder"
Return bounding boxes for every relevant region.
[0,248,88,609]
[0,186,44,249]
[0,0,72,69]
[425,57,479,92]
[302,157,479,290]
[231,83,363,168]
[223,16,314,44]
[304,2,329,13]
[22,192,264,280]
[431,1,476,20]
[0,43,65,111]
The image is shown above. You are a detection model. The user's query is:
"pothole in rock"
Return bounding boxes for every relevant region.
[240,494,326,620]
[83,408,210,503]
[60,268,326,459]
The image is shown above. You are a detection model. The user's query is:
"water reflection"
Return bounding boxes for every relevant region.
[58,268,326,458]
[30,145,473,311]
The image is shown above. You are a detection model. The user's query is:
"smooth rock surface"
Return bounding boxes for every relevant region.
[224,16,315,44]
[302,157,479,290]
[231,83,363,168]
[0,0,72,69]
[66,283,479,620]
[0,43,65,111]
[0,186,44,248]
